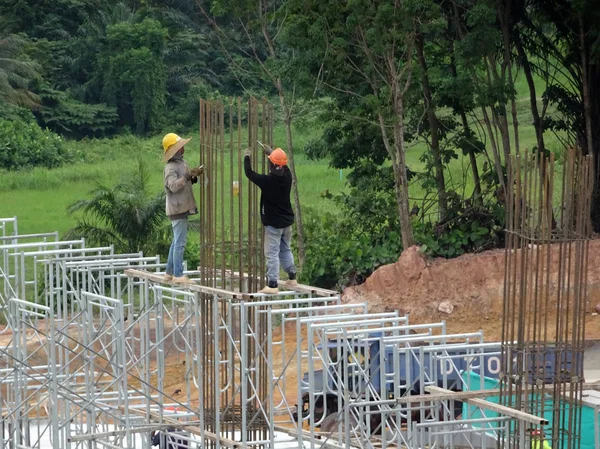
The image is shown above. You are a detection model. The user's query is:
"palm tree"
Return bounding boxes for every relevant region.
[65,160,168,255]
[0,17,41,108]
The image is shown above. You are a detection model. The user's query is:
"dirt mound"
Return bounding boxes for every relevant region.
[342,243,600,341]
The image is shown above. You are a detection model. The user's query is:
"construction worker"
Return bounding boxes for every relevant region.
[529,428,552,449]
[244,145,297,294]
[162,133,203,284]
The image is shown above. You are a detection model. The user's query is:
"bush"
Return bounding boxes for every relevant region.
[301,209,402,290]
[36,87,118,138]
[0,118,68,170]
[0,102,36,123]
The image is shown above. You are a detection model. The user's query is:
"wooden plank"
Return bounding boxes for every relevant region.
[276,280,338,297]
[396,389,503,403]
[397,383,600,405]
[273,424,347,449]
[426,386,548,425]
[128,407,240,448]
[125,268,338,298]
[124,269,240,298]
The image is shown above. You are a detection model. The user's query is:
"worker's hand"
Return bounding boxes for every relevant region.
[262,145,273,156]
[191,176,198,184]
[244,147,252,159]
[190,166,204,177]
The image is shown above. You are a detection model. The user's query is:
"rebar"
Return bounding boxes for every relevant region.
[199,98,273,448]
[500,148,593,449]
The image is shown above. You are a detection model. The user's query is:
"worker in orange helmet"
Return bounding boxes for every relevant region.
[244,144,297,294]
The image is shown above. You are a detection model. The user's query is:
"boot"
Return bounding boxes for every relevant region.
[258,280,279,295]
[284,271,298,287]
[173,275,194,284]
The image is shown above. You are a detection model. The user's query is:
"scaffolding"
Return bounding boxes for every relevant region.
[1,215,565,449]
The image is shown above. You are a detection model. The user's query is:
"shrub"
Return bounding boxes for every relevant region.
[301,209,402,290]
[0,118,68,170]
[36,87,118,138]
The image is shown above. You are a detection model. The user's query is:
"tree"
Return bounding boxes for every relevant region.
[287,0,420,248]
[0,18,41,108]
[414,0,449,220]
[194,0,309,266]
[101,18,168,134]
[65,160,168,254]
[517,0,600,227]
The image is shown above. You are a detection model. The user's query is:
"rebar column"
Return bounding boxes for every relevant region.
[500,148,593,449]
[198,98,273,448]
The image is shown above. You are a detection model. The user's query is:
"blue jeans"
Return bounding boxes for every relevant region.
[166,218,188,277]
[264,225,296,284]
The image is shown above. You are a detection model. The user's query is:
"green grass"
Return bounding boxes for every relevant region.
[0,127,347,236]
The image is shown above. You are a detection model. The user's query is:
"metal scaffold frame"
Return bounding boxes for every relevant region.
[1,216,594,449]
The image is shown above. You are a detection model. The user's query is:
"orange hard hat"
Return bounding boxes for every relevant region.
[268,148,288,166]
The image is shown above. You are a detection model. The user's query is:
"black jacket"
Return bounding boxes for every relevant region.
[244,156,295,228]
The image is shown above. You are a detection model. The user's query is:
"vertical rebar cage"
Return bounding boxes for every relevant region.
[500,148,593,449]
[199,97,272,292]
[198,98,273,448]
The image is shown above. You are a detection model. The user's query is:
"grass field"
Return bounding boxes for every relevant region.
[0,125,349,236]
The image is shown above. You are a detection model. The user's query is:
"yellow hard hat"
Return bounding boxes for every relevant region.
[162,133,191,162]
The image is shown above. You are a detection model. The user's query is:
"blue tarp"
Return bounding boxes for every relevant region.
[462,372,596,449]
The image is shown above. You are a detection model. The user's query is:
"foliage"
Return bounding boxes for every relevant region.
[101,18,167,134]
[36,86,118,138]
[414,201,504,258]
[0,117,68,170]
[302,209,402,290]
[65,159,168,254]
[0,22,41,108]
[0,101,36,122]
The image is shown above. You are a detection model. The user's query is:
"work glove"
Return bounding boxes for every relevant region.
[190,166,204,177]
[262,145,273,156]
[244,147,252,159]
[191,176,198,184]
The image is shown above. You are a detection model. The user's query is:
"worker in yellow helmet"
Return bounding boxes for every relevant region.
[161,133,204,284]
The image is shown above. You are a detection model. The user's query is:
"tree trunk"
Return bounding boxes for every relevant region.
[515,34,545,153]
[378,109,414,249]
[416,34,448,220]
[579,15,594,157]
[280,99,306,268]
[448,39,483,206]
[579,14,600,231]
[481,106,506,192]
[486,57,512,163]
[497,0,520,154]
[393,117,414,249]
[460,113,483,205]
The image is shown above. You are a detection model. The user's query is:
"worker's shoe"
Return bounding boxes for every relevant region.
[258,280,279,294]
[163,274,173,282]
[284,271,298,287]
[173,275,194,284]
